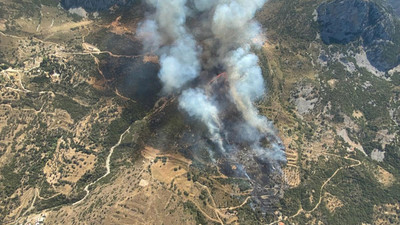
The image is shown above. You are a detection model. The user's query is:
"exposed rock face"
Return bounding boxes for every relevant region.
[61,0,136,12]
[387,0,400,16]
[317,0,400,72]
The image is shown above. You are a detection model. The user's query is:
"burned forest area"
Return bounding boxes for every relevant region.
[0,0,400,224]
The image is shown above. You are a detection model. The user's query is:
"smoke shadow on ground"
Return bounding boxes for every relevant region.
[85,29,143,56]
[147,99,221,162]
[99,55,161,108]
[144,94,285,214]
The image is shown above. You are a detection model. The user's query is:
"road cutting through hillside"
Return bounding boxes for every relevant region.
[268,155,362,225]
[73,127,131,206]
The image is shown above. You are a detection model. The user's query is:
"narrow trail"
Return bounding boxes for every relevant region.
[3,23,140,223]
[36,193,60,201]
[269,155,362,225]
[12,126,132,225]
[307,156,361,213]
[195,182,225,224]
[73,127,131,206]
[68,50,144,59]
[21,189,38,217]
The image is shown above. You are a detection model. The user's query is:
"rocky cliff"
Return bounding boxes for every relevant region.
[387,0,400,16]
[317,0,400,72]
[61,0,136,12]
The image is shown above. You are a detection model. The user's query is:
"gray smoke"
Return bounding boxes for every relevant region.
[145,0,188,40]
[137,0,286,164]
[138,0,201,92]
[226,47,274,133]
[226,47,285,162]
[158,36,200,92]
[179,88,225,154]
[211,0,266,49]
[136,20,161,52]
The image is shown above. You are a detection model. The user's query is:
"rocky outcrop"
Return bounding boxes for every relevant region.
[387,0,400,17]
[61,0,136,12]
[317,0,400,72]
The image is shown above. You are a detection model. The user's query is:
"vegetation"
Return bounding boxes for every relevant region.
[183,201,208,225]
[35,192,85,211]
[1,0,400,224]
[53,94,90,121]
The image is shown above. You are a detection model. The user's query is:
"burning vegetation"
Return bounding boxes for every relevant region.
[135,0,287,212]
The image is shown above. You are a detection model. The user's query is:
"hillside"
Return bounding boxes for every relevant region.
[0,0,399,224]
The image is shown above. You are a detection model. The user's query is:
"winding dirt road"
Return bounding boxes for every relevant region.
[269,155,362,225]
[73,127,131,206]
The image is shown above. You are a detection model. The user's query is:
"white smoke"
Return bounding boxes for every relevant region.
[138,0,201,92]
[192,0,220,11]
[145,0,188,40]
[253,143,287,163]
[179,88,225,153]
[138,0,286,164]
[136,20,161,52]
[158,36,201,92]
[211,0,267,52]
[226,47,274,134]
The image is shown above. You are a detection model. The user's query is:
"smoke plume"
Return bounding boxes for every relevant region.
[137,0,201,92]
[179,88,225,155]
[137,0,285,172]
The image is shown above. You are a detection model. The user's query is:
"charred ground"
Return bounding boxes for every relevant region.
[0,0,400,224]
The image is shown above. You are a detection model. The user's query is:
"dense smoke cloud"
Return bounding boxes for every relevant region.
[138,0,201,92]
[226,47,272,134]
[145,0,187,40]
[137,0,285,170]
[225,47,285,162]
[211,0,266,49]
[136,20,160,52]
[158,36,200,92]
[179,88,225,154]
